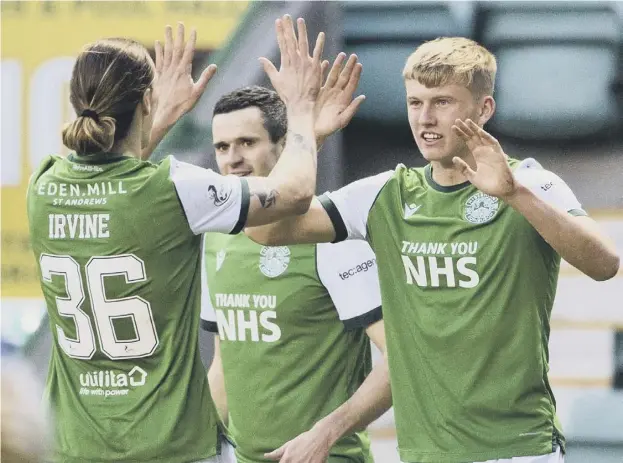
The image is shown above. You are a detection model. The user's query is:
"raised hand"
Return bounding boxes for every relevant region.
[259,15,324,108]
[152,22,217,130]
[452,119,517,200]
[314,53,365,145]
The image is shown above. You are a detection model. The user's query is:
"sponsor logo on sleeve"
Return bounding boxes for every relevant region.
[339,258,377,280]
[208,184,231,206]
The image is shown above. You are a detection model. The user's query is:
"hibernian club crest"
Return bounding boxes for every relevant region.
[259,246,291,278]
[463,192,499,224]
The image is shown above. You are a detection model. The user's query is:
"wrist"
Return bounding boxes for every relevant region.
[152,113,176,135]
[500,183,528,206]
[286,101,315,117]
[313,414,345,448]
[315,134,327,149]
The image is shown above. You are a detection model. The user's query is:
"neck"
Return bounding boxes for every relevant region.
[430,151,476,186]
[111,108,142,157]
[111,136,141,158]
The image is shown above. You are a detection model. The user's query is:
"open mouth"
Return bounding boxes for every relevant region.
[421,132,443,143]
[231,171,252,177]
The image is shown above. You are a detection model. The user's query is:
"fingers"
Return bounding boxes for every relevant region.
[339,94,366,127]
[452,119,482,152]
[312,31,325,63]
[452,119,474,139]
[171,22,185,67]
[154,40,163,74]
[275,18,290,67]
[468,120,498,147]
[180,28,197,72]
[344,61,363,96]
[336,54,358,89]
[282,15,298,63]
[192,64,217,99]
[264,444,286,461]
[163,25,173,68]
[321,60,330,81]
[296,18,309,57]
[324,52,346,88]
[259,57,279,83]
[452,156,475,179]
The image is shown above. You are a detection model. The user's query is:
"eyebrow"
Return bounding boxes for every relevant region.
[213,136,260,149]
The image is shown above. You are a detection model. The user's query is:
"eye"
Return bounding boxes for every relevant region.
[409,100,422,108]
[242,139,255,147]
[215,145,228,153]
[436,99,450,107]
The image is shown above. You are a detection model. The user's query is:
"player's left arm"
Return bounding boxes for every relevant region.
[265,241,391,463]
[453,119,620,282]
[507,164,619,281]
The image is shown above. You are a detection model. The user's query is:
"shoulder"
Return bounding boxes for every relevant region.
[512,157,585,214]
[513,157,566,189]
[391,163,428,188]
[316,239,377,268]
[31,154,63,180]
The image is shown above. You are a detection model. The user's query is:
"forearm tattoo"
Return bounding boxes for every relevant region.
[252,189,279,209]
[288,130,315,156]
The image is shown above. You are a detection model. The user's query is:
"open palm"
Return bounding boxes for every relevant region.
[152,23,217,129]
[314,53,365,144]
[452,119,517,199]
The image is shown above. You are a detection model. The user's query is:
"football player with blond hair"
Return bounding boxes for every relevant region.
[246,37,620,463]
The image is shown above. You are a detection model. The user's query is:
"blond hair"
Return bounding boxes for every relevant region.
[402,37,497,97]
[62,38,155,155]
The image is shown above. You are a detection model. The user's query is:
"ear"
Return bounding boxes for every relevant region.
[478,95,496,126]
[141,89,152,117]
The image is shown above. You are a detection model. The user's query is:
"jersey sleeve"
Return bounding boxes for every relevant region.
[318,170,393,242]
[200,236,218,333]
[169,156,250,235]
[316,240,382,330]
[514,158,587,216]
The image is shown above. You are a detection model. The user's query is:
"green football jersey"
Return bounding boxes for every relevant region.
[200,232,382,463]
[27,152,249,463]
[320,158,586,463]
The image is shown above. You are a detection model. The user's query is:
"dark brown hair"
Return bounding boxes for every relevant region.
[213,86,287,143]
[62,38,155,155]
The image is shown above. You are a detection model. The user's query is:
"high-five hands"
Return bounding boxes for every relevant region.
[314,53,365,145]
[259,15,324,108]
[143,22,217,159]
[152,23,217,128]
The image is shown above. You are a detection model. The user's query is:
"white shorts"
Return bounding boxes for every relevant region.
[473,446,564,463]
[198,439,237,463]
[401,447,564,463]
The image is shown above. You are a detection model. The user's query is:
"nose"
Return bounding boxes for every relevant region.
[418,103,436,126]
[223,145,243,167]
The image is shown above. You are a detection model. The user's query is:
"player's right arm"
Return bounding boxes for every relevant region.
[243,16,325,226]
[168,16,325,235]
[245,171,394,245]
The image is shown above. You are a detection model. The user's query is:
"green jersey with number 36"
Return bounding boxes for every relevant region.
[27,152,250,463]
